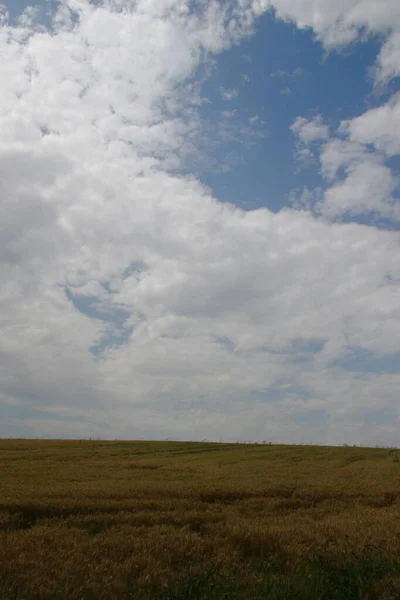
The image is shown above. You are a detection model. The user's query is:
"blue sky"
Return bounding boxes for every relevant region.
[0,0,399,445]
[199,13,388,213]
[3,1,397,215]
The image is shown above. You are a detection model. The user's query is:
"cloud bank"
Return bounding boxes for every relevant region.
[0,0,399,445]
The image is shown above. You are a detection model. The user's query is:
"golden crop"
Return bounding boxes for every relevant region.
[1,440,399,599]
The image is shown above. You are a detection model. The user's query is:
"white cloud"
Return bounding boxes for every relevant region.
[340,92,400,157]
[272,0,400,222]
[291,115,329,143]
[270,0,400,52]
[272,66,304,79]
[220,86,239,101]
[291,114,399,220]
[0,0,399,445]
[290,63,400,221]
[269,0,400,94]
[373,31,400,85]
[222,109,238,118]
[319,159,398,219]
[291,115,328,170]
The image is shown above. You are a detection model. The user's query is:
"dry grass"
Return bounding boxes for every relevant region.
[1,439,400,599]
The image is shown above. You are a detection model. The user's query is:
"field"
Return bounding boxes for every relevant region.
[1,440,400,599]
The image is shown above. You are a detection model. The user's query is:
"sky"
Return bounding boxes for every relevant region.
[0,0,399,446]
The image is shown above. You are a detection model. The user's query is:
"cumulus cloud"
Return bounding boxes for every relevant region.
[269,0,400,108]
[321,159,398,220]
[291,115,329,144]
[374,31,400,85]
[279,0,400,224]
[291,114,399,220]
[290,115,328,171]
[340,92,400,157]
[269,0,400,53]
[0,0,399,445]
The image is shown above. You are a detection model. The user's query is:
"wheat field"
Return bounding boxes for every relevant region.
[1,439,400,599]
